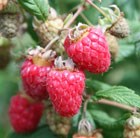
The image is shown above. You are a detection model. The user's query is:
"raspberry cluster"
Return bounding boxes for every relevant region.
[8,5,113,134]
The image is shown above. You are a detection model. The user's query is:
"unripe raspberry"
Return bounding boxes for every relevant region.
[46,101,71,136]
[105,32,119,60]
[64,23,111,74]
[108,14,130,38]
[33,8,64,53]
[0,13,20,38]
[9,94,44,133]
[124,115,140,138]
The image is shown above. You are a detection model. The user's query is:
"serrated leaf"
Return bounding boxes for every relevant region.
[7,125,57,138]
[89,110,130,130]
[18,0,49,21]
[94,86,140,108]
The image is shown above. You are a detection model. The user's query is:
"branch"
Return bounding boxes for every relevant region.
[96,98,137,112]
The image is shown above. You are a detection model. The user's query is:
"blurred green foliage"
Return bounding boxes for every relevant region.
[0,0,140,138]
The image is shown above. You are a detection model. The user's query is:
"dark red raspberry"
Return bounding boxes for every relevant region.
[9,94,44,133]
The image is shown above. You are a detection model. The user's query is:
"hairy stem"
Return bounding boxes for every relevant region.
[82,99,89,118]
[44,36,59,51]
[44,4,85,50]
[64,5,85,28]
[96,99,137,112]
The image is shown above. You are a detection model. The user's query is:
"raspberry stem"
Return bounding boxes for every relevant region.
[64,5,85,28]
[44,4,85,51]
[82,96,91,119]
[96,99,138,112]
[83,100,89,118]
[44,36,59,51]
[85,0,112,22]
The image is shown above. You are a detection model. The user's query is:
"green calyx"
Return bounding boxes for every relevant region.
[98,5,122,30]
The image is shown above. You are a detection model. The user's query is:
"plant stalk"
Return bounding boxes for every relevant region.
[97,99,137,112]
[44,36,59,51]
[45,4,85,50]
[64,5,85,28]
[86,0,112,22]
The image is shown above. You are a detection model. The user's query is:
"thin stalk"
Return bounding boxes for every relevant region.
[82,99,89,118]
[86,0,112,22]
[44,4,86,50]
[64,5,85,28]
[96,99,137,112]
[44,36,59,51]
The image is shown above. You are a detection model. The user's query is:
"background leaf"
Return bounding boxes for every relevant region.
[93,86,140,108]
[18,0,49,21]
[86,79,111,93]
[89,110,130,130]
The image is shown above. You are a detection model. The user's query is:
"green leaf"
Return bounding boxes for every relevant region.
[116,43,135,62]
[89,110,130,130]
[94,86,140,108]
[18,0,49,21]
[7,125,57,138]
[86,79,111,93]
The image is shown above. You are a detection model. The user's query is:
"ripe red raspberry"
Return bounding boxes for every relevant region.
[9,94,44,133]
[64,23,111,74]
[21,59,51,100]
[46,57,85,117]
[21,46,56,100]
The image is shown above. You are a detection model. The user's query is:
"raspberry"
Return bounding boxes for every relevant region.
[46,101,71,136]
[0,13,20,38]
[108,14,130,38]
[124,114,140,138]
[33,8,64,53]
[21,46,56,100]
[46,57,85,117]
[9,94,44,133]
[105,32,119,60]
[64,23,111,74]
